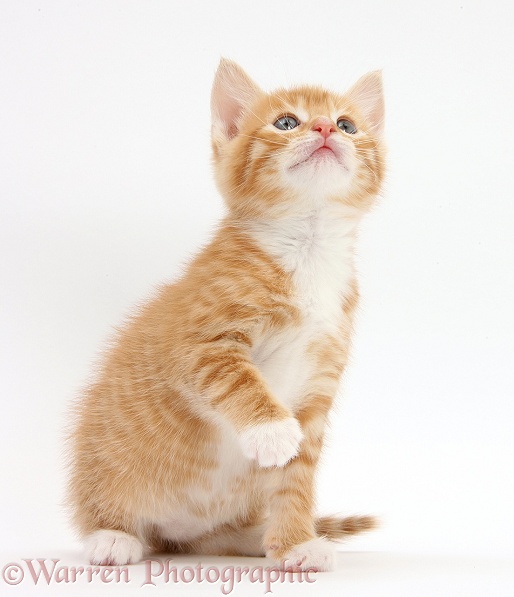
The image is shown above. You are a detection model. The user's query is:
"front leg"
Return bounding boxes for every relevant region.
[263,395,336,571]
[189,336,303,467]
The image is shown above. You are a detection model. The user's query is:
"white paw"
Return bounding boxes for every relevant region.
[278,537,336,572]
[85,530,144,566]
[238,418,303,467]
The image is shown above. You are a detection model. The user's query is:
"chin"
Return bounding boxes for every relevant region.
[281,160,355,203]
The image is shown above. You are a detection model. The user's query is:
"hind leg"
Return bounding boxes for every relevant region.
[188,520,267,557]
[86,529,145,565]
[73,494,146,565]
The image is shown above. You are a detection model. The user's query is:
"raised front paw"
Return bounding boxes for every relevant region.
[238,418,303,467]
[267,537,336,572]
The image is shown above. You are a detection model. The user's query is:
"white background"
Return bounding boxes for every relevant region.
[1,1,513,595]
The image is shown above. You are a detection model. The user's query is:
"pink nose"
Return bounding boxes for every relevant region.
[311,119,336,139]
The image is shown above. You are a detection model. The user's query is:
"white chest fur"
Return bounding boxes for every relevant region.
[247,205,358,410]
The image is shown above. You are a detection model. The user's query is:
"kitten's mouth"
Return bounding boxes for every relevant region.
[290,140,342,169]
[312,146,335,157]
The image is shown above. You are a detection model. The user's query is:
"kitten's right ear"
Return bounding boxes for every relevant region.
[211,59,263,145]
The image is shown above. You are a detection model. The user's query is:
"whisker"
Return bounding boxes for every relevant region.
[243,105,271,128]
[238,133,288,147]
[357,156,378,183]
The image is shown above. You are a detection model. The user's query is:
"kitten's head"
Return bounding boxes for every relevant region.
[211,59,385,218]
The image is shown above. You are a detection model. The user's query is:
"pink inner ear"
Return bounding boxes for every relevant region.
[211,81,246,139]
[219,98,243,140]
[212,85,249,139]
[211,60,263,141]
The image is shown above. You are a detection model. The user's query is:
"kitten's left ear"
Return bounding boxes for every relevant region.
[346,71,385,137]
[211,59,263,144]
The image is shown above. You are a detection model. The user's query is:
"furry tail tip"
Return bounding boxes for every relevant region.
[316,515,378,541]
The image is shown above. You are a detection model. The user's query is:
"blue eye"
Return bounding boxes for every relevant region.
[274,115,300,130]
[337,118,357,134]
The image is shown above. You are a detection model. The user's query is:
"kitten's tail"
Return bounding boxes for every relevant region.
[315,515,378,540]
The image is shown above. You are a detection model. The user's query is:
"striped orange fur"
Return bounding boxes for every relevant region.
[67,59,386,571]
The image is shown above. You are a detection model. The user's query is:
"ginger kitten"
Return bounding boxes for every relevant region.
[67,59,385,572]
